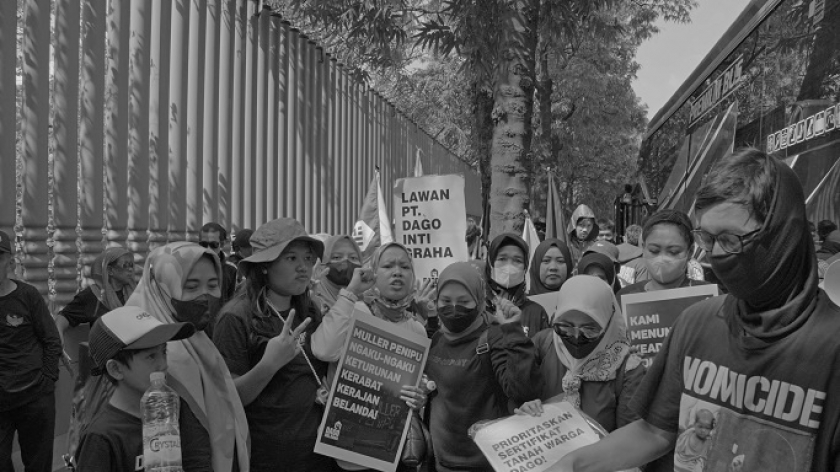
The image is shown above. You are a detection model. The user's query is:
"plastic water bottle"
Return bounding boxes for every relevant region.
[142,372,183,472]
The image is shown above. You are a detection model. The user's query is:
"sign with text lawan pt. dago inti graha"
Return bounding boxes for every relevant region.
[394,174,469,286]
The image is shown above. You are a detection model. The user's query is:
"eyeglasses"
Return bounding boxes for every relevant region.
[199,241,221,250]
[552,323,603,340]
[692,227,761,254]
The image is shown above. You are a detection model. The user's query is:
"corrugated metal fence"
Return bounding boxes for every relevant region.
[1,0,481,311]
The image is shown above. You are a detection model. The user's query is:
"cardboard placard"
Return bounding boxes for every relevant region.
[314,309,431,472]
[394,174,469,286]
[621,285,719,366]
[473,402,600,472]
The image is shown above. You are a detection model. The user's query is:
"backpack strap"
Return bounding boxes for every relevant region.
[476,329,490,355]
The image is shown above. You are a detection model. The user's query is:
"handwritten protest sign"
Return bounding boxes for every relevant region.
[394,174,468,286]
[530,293,561,319]
[621,285,719,366]
[315,309,430,472]
[473,401,600,472]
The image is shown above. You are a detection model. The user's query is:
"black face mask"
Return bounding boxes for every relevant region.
[438,304,481,333]
[559,332,604,359]
[171,295,221,332]
[326,261,360,287]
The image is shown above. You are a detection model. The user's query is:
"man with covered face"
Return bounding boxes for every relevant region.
[558,148,840,472]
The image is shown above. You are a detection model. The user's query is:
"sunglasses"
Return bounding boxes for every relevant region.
[199,241,222,250]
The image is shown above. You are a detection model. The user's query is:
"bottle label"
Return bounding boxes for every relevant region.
[143,425,182,468]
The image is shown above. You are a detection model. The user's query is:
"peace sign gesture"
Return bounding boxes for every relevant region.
[261,309,311,373]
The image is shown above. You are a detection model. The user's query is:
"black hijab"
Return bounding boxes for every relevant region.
[711,157,819,340]
[528,239,573,295]
[484,233,530,308]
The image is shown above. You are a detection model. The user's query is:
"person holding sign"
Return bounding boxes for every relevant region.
[325,241,429,471]
[617,210,707,304]
[427,261,543,472]
[213,218,353,472]
[484,234,549,338]
[559,149,840,472]
[529,275,645,433]
[528,239,573,296]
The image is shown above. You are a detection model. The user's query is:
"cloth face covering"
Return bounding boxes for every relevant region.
[438,304,481,333]
[706,157,819,339]
[326,260,359,286]
[647,253,687,284]
[171,295,221,331]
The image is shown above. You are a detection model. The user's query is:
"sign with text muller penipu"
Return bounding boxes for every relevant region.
[394,174,469,287]
[315,309,430,472]
[621,284,719,367]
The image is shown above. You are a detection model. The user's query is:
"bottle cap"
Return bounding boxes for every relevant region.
[150,372,166,382]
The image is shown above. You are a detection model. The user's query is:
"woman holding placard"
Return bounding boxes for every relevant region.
[528,275,645,433]
[427,261,543,472]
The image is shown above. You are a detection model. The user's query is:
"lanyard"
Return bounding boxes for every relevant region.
[264,297,323,388]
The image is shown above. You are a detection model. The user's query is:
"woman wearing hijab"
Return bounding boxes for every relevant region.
[485,233,549,338]
[127,242,249,472]
[61,246,137,466]
[528,239,573,295]
[576,252,620,293]
[326,241,428,471]
[427,261,543,472]
[311,235,363,314]
[212,218,351,472]
[526,275,644,433]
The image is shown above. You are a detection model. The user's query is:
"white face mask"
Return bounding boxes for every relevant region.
[492,264,525,288]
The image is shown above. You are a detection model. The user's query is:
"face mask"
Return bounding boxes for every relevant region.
[559,332,604,359]
[438,304,481,333]
[171,295,220,331]
[492,264,525,289]
[710,241,765,304]
[326,261,360,286]
[647,254,687,284]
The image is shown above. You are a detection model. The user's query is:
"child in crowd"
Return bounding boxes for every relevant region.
[674,409,715,472]
[75,306,195,472]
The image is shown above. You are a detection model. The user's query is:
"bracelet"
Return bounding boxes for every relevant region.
[340,289,359,303]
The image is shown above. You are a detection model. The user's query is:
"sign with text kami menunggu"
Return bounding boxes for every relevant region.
[620,284,719,367]
[394,174,469,286]
[473,402,600,472]
[315,309,430,472]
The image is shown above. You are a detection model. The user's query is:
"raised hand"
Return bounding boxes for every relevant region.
[261,309,311,372]
[492,295,521,325]
[414,279,437,318]
[346,267,376,297]
[309,263,330,290]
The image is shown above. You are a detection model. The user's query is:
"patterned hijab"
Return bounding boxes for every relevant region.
[126,242,249,472]
[89,246,136,310]
[551,275,638,408]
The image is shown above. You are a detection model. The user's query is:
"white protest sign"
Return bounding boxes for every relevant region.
[473,402,599,472]
[394,174,469,285]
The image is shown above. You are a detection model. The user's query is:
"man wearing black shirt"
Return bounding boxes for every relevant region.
[0,230,62,472]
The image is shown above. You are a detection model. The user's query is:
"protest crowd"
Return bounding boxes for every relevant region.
[4,147,840,472]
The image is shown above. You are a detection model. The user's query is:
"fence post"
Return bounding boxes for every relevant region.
[0,2,18,243]
[52,0,84,308]
[19,0,52,297]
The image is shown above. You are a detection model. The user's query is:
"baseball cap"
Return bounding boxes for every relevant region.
[232,229,254,252]
[585,241,619,263]
[88,306,195,375]
[0,230,12,254]
[239,218,325,275]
